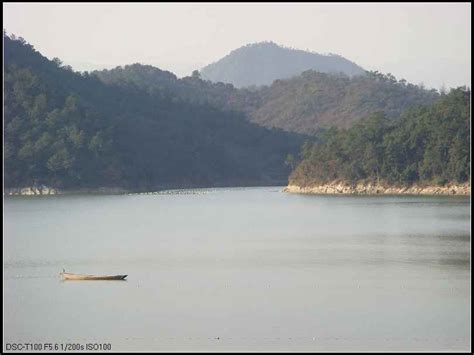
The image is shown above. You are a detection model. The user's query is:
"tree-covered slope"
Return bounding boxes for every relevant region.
[93,64,441,136]
[289,88,470,187]
[200,41,365,88]
[92,64,259,115]
[248,70,440,134]
[4,34,304,190]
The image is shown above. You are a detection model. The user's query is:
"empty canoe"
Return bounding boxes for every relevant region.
[60,272,127,280]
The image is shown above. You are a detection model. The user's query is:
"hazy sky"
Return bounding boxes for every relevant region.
[3,2,471,89]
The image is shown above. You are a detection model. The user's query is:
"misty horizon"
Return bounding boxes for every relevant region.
[3,33,470,92]
[3,3,471,90]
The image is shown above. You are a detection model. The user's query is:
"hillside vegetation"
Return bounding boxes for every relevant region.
[289,88,470,187]
[94,65,440,135]
[4,34,304,190]
[92,64,259,116]
[248,70,440,134]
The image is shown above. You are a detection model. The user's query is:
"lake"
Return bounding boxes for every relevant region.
[3,187,471,351]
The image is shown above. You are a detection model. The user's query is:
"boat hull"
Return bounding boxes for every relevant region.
[60,273,127,281]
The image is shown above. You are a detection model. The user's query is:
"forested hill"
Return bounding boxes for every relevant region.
[247,70,440,134]
[200,41,365,88]
[289,88,470,187]
[93,64,440,136]
[92,64,257,115]
[4,34,304,190]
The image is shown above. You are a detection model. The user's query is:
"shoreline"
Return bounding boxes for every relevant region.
[3,186,127,196]
[283,181,471,196]
[4,181,471,197]
[3,181,288,197]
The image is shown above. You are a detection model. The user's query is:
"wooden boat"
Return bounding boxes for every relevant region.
[60,271,127,281]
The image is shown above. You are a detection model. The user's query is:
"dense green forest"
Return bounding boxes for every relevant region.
[289,88,470,187]
[200,41,365,88]
[249,70,440,134]
[4,34,304,190]
[92,64,259,116]
[93,63,440,136]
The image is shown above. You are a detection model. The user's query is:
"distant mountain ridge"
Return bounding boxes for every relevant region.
[200,41,365,88]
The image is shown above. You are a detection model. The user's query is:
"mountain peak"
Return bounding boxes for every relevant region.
[200,42,365,88]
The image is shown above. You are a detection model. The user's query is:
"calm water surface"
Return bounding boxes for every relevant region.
[4,187,471,351]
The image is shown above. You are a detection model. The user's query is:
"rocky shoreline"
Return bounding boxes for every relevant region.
[4,186,128,196]
[5,181,471,196]
[283,181,471,196]
[4,180,288,196]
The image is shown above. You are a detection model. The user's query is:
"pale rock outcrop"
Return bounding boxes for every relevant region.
[5,185,58,196]
[283,181,470,196]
